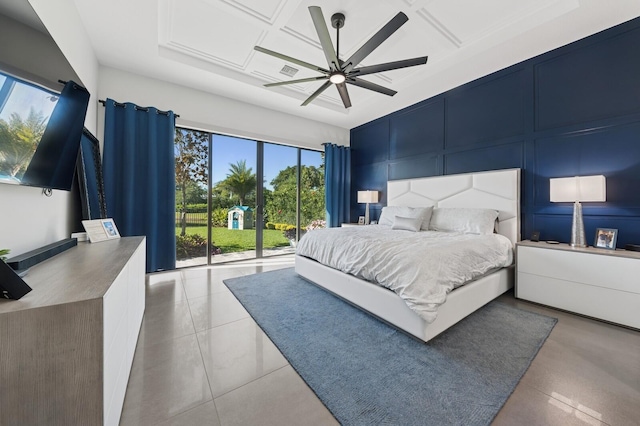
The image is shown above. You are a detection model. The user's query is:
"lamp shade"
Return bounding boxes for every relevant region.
[550,175,606,202]
[357,190,379,203]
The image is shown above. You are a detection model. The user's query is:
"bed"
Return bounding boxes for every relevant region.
[295,168,521,343]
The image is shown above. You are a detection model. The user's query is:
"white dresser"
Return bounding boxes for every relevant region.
[516,240,640,329]
[0,237,146,426]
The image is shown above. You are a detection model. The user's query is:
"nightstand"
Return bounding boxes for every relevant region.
[341,223,361,227]
[516,240,640,328]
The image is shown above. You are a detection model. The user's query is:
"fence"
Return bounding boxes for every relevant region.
[175,212,209,227]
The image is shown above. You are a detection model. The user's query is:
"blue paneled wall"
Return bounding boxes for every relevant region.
[350,17,640,248]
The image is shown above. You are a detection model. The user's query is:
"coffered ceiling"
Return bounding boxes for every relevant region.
[10,0,640,129]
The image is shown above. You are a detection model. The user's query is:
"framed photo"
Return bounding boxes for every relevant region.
[101,219,120,239]
[594,228,617,250]
[358,216,365,225]
[82,218,121,243]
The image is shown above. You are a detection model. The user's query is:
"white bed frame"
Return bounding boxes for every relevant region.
[295,168,521,343]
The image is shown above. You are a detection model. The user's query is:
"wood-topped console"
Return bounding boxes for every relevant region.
[0,236,146,426]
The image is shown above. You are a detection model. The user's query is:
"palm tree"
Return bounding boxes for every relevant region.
[223,160,256,206]
[0,108,47,178]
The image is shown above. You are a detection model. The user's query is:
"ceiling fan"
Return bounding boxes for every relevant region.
[254,6,428,108]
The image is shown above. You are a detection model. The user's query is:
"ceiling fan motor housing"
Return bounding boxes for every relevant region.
[331,13,345,29]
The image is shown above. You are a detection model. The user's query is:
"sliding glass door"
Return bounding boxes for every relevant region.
[262,143,298,257]
[300,149,325,231]
[174,128,324,267]
[209,135,257,263]
[174,128,209,267]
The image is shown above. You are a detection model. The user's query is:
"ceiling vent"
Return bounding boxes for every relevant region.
[279,65,298,77]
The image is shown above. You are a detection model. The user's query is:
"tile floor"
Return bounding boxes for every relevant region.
[120,255,640,426]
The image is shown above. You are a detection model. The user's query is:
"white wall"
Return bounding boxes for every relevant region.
[98,67,349,151]
[0,14,80,89]
[1,0,347,256]
[28,0,99,133]
[0,1,99,256]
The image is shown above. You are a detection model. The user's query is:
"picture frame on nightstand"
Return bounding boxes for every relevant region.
[594,228,617,250]
[358,216,365,225]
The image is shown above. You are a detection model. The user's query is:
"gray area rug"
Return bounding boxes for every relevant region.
[224,268,556,426]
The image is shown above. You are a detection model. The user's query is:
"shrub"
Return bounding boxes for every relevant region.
[176,203,208,213]
[211,207,227,227]
[265,222,275,230]
[283,227,306,240]
[283,228,296,240]
[176,234,222,260]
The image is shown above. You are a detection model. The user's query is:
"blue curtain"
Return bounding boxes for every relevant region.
[103,99,176,272]
[324,143,351,227]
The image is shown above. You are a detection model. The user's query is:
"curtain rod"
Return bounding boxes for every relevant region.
[98,99,180,118]
[57,81,176,116]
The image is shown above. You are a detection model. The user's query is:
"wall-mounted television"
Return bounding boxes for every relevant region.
[0,70,90,191]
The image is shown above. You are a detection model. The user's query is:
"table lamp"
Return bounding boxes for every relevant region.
[357,190,379,225]
[550,175,606,247]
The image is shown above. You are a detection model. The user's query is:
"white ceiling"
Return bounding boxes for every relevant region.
[10,0,640,129]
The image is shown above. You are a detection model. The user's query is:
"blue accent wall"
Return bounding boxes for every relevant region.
[350,17,640,248]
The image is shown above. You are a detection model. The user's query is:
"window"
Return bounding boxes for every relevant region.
[174,128,324,267]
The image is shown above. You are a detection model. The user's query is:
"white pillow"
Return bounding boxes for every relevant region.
[391,215,422,232]
[378,206,433,230]
[429,208,498,235]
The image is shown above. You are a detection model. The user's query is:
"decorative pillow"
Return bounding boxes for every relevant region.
[378,206,433,230]
[428,208,499,235]
[391,215,423,232]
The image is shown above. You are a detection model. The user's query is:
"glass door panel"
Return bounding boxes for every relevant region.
[300,149,326,235]
[210,135,257,263]
[262,143,298,257]
[174,128,209,268]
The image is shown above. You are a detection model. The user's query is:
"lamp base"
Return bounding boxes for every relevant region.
[570,201,587,247]
[364,203,370,225]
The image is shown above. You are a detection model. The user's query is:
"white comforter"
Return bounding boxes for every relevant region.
[296,226,513,323]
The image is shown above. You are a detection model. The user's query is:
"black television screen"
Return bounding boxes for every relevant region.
[0,71,90,191]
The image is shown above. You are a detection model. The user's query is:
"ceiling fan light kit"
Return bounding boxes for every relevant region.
[254,6,428,108]
[329,72,346,84]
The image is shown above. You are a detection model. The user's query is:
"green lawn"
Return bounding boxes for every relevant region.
[177,226,290,253]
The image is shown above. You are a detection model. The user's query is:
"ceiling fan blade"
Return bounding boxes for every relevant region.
[350,56,428,77]
[343,12,408,73]
[264,76,328,87]
[301,80,332,106]
[336,83,352,108]
[308,6,340,71]
[347,77,397,96]
[254,46,329,74]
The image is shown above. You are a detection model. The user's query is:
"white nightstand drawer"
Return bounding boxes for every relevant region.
[518,245,640,294]
[517,272,640,328]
